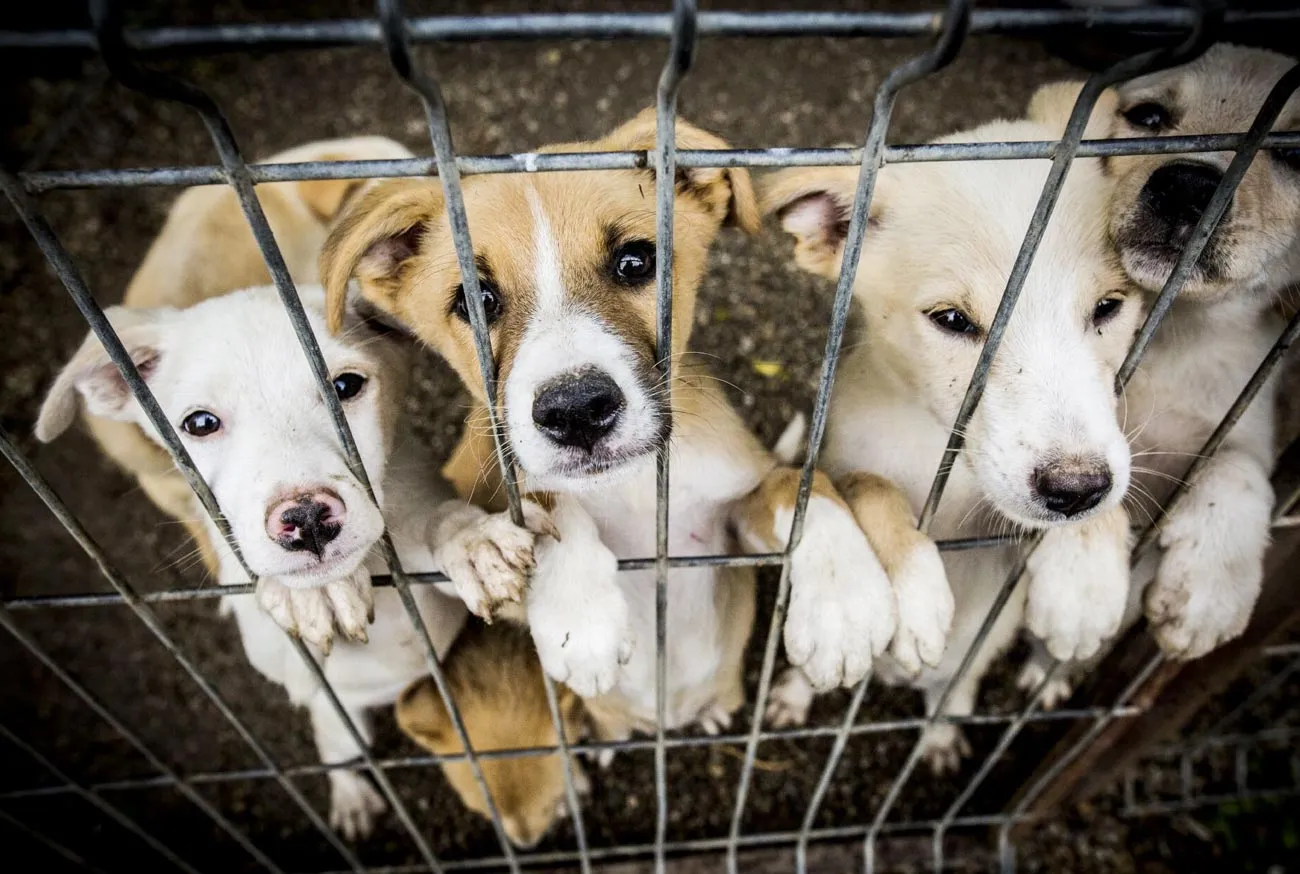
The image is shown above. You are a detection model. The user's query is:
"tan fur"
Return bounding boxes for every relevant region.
[81,137,413,575]
[837,472,933,579]
[395,622,587,848]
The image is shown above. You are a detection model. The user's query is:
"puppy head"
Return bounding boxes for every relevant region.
[765,119,1140,528]
[36,285,409,584]
[395,626,589,849]
[1032,46,1300,301]
[320,110,758,491]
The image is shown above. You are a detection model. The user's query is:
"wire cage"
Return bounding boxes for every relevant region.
[2,1,1300,872]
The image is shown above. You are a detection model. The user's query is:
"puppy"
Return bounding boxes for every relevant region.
[1030,44,1299,659]
[85,136,414,575]
[397,621,589,849]
[36,285,543,838]
[765,116,1141,769]
[319,111,928,749]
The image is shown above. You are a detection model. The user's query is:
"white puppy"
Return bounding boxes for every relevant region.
[765,117,1142,769]
[36,285,543,837]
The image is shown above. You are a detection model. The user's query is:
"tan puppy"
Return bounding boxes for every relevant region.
[321,112,935,752]
[396,622,588,849]
[87,136,414,573]
[1030,44,1299,659]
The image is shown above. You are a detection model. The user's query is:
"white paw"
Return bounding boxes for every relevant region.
[328,770,387,841]
[919,723,971,776]
[887,542,954,678]
[1025,517,1129,662]
[255,571,374,653]
[1147,524,1261,660]
[764,667,814,729]
[527,534,631,699]
[784,496,897,691]
[435,500,556,621]
[1015,658,1073,711]
[325,568,375,645]
[596,748,616,770]
[697,702,735,736]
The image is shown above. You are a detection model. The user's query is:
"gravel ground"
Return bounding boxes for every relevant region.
[1,2,1297,872]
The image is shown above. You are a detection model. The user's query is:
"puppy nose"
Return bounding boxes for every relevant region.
[1033,461,1112,518]
[1140,161,1223,238]
[266,490,345,557]
[532,370,624,451]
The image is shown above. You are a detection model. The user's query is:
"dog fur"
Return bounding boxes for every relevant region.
[764,116,1142,769]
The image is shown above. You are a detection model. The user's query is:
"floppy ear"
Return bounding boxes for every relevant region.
[1027,80,1119,140]
[35,307,170,443]
[598,108,761,235]
[395,677,452,752]
[318,178,445,335]
[761,165,892,279]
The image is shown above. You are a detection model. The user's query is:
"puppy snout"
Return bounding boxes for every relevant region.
[266,490,345,557]
[1032,460,1112,518]
[532,369,625,452]
[1140,161,1223,242]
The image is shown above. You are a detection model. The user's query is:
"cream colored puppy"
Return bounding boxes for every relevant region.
[765,117,1141,768]
[1030,44,1299,659]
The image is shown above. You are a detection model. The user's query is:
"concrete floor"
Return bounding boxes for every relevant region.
[0,2,1285,873]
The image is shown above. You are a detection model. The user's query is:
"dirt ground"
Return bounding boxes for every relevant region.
[1,2,1297,872]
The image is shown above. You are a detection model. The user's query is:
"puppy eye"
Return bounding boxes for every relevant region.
[610,240,656,286]
[181,410,221,437]
[452,280,504,326]
[928,307,981,338]
[1122,101,1172,132]
[1093,296,1124,325]
[1272,146,1300,172]
[332,372,367,401]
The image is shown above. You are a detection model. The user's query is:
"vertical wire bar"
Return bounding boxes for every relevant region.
[0,652,254,868]
[87,4,469,869]
[653,3,697,872]
[768,7,973,874]
[866,11,1222,870]
[0,804,111,874]
[0,429,367,872]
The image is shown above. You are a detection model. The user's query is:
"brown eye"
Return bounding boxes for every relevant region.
[332,372,367,401]
[181,410,221,437]
[1122,101,1172,132]
[928,307,980,338]
[610,240,656,286]
[452,281,503,326]
[1093,296,1124,325]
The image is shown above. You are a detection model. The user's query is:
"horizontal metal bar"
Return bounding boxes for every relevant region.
[20,133,1300,191]
[3,7,1298,53]
[0,704,1139,802]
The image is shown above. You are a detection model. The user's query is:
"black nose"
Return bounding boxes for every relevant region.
[278,500,342,557]
[1033,462,1112,518]
[1139,161,1223,240]
[532,370,625,451]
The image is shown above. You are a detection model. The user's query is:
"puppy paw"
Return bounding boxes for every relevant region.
[764,667,815,729]
[328,771,387,841]
[436,499,556,620]
[784,496,897,691]
[1025,515,1129,662]
[1015,658,1073,711]
[257,579,336,653]
[325,568,374,645]
[886,541,954,679]
[1147,524,1260,660]
[697,702,735,736]
[919,723,971,777]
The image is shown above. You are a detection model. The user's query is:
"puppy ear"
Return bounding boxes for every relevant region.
[318,178,444,335]
[35,307,169,443]
[265,135,418,223]
[762,165,890,279]
[599,109,761,234]
[395,677,452,752]
[1027,80,1119,139]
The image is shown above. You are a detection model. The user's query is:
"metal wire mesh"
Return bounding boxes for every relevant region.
[3,2,1300,873]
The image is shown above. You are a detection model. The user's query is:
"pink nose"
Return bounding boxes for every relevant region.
[266,490,346,558]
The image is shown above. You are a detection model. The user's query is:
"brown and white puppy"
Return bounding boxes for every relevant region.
[321,111,926,747]
[396,622,589,849]
[1031,44,1299,659]
[85,136,414,574]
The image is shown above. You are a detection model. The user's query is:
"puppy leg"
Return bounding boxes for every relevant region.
[733,467,896,691]
[701,566,757,735]
[1015,636,1075,711]
[918,674,976,777]
[1147,450,1272,659]
[839,472,953,679]
[1024,503,1131,661]
[432,498,557,621]
[525,497,632,699]
[309,696,386,841]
